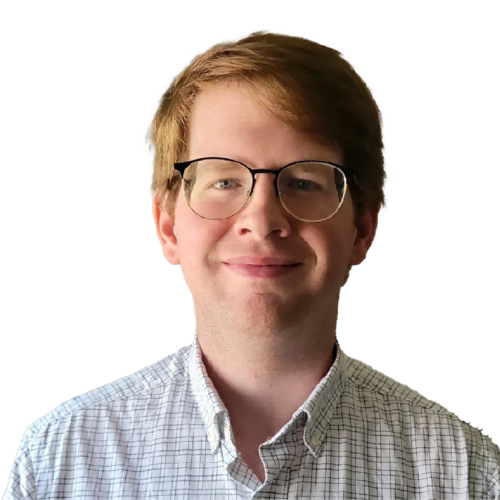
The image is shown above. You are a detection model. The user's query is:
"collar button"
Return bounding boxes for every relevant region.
[310,434,321,447]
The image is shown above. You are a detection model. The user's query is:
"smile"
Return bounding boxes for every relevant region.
[223,263,301,278]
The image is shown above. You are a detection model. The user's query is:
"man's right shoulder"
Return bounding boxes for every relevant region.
[26,342,193,440]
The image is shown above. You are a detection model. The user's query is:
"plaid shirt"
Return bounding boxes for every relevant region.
[4,333,499,499]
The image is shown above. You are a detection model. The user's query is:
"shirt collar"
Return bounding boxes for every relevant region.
[188,331,348,457]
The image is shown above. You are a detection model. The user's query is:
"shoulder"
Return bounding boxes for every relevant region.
[342,353,500,494]
[25,342,192,440]
[4,343,195,499]
[346,356,455,417]
[344,354,449,413]
[342,352,500,445]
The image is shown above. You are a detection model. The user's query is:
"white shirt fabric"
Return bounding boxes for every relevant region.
[3,333,500,499]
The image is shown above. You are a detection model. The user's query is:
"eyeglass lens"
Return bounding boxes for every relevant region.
[181,159,346,221]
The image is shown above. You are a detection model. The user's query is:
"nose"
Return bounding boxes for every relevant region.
[232,172,292,238]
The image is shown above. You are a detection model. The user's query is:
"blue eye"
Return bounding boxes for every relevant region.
[287,179,320,191]
[214,179,238,189]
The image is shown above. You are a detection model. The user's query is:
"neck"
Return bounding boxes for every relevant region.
[196,312,337,442]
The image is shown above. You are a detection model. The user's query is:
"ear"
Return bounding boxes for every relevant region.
[349,204,380,267]
[152,191,180,265]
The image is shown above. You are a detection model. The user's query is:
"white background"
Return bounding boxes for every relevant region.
[1,0,499,489]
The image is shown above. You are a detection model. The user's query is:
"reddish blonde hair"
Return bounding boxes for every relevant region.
[149,31,385,222]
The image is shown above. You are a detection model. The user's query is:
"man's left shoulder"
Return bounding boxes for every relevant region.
[344,354,500,453]
[344,354,452,413]
[336,353,500,498]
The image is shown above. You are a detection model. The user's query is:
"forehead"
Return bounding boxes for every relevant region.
[187,82,342,167]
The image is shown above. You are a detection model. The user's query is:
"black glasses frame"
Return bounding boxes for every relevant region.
[170,157,356,192]
[169,156,357,222]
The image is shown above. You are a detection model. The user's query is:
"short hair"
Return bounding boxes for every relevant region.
[149,31,385,224]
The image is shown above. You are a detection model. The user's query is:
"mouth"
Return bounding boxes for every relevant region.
[223,262,301,278]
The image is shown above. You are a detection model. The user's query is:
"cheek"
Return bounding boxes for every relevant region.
[312,227,355,276]
[176,209,228,269]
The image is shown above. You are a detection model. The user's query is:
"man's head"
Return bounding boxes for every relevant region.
[150,32,385,337]
[150,31,385,225]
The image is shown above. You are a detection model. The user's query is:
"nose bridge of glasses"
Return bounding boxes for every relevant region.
[249,168,280,198]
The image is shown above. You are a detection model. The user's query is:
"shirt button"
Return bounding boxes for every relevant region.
[310,434,321,447]
[209,433,218,444]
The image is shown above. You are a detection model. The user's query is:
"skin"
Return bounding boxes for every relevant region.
[153,82,379,482]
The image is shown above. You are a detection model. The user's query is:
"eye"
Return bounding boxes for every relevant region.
[213,179,239,190]
[287,179,320,191]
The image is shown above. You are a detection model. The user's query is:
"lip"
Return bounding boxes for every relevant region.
[224,256,301,266]
[223,262,301,278]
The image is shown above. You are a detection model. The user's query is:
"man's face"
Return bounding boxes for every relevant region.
[154,82,377,335]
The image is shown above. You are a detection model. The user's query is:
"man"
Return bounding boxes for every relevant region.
[4,31,499,499]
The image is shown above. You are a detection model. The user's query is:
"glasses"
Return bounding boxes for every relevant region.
[170,157,356,223]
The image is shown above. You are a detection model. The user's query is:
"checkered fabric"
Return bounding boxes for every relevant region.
[3,332,499,499]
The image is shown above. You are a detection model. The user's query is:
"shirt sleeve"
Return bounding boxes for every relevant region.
[463,420,500,500]
[489,441,500,500]
[2,431,37,500]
